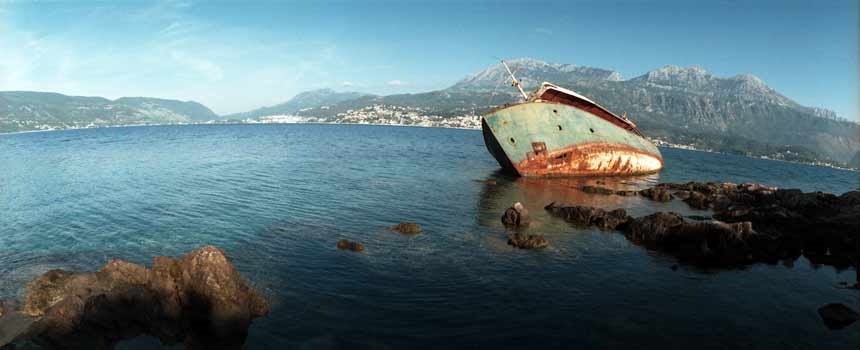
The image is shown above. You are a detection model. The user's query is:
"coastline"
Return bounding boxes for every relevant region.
[2,121,856,172]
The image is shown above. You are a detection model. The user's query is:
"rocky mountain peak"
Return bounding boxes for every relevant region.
[634,65,712,84]
[449,58,623,91]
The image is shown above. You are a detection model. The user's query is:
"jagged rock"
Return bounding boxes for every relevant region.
[646,182,860,268]
[336,239,365,252]
[507,232,548,249]
[818,303,860,330]
[8,246,268,350]
[627,212,760,265]
[390,222,422,234]
[544,203,631,230]
[501,202,530,227]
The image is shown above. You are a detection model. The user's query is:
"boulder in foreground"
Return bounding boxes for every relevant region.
[501,202,531,228]
[818,303,860,330]
[7,246,268,350]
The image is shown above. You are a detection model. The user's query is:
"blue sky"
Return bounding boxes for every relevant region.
[0,0,857,119]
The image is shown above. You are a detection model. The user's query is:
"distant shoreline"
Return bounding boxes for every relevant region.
[2,121,856,172]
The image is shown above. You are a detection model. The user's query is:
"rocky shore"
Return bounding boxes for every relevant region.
[0,246,268,350]
[549,182,860,271]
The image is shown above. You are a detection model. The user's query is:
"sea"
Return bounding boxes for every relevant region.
[1,124,858,349]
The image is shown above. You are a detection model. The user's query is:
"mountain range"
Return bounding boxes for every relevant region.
[0,91,217,132]
[262,58,859,167]
[1,58,858,168]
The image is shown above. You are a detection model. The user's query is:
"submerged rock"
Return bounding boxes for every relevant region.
[507,232,548,249]
[818,303,860,330]
[501,202,531,227]
[8,246,268,350]
[390,222,423,235]
[336,239,365,252]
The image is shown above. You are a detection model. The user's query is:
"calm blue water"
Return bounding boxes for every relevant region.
[1,124,858,349]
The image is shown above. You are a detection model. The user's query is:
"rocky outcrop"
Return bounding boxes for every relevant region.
[544,203,631,230]
[5,246,268,350]
[564,182,860,268]
[501,202,531,228]
[638,187,673,202]
[818,303,860,330]
[507,232,548,249]
[661,182,860,268]
[336,239,365,252]
[390,222,423,235]
[546,202,764,266]
[626,212,761,265]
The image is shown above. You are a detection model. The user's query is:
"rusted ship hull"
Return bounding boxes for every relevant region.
[482,100,663,177]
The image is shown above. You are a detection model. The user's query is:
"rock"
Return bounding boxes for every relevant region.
[390,222,422,234]
[501,202,530,227]
[639,187,673,202]
[642,182,860,268]
[818,303,860,330]
[336,239,365,252]
[507,232,548,249]
[545,203,631,230]
[11,246,268,350]
[626,212,761,265]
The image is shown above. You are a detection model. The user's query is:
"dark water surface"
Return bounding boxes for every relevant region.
[1,124,858,349]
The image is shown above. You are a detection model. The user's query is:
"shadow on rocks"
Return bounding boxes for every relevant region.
[1,246,268,350]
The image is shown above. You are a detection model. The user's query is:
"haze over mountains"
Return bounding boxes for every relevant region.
[1,58,858,168]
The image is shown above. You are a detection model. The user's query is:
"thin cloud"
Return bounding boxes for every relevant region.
[169,50,223,82]
[387,80,405,86]
[535,27,552,35]
[341,81,354,87]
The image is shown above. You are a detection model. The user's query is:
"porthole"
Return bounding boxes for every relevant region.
[557,125,563,131]
[589,128,595,133]
[509,137,516,144]
[553,109,558,114]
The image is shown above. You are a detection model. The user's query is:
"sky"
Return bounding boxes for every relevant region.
[0,0,857,120]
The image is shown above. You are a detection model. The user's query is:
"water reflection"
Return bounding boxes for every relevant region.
[475,171,681,228]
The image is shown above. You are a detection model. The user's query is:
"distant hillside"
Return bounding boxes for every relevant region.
[267,58,859,167]
[0,91,218,132]
[225,89,374,119]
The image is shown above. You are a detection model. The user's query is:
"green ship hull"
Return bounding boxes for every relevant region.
[482,100,663,177]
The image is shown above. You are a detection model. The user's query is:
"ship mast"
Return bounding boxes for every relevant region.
[501,60,529,101]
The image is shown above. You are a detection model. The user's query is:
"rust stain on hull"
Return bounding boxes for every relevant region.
[515,142,664,177]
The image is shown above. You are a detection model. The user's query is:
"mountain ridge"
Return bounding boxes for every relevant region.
[261,58,857,166]
[1,58,856,168]
[0,91,217,132]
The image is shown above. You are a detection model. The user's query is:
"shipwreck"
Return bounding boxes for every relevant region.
[482,60,663,176]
